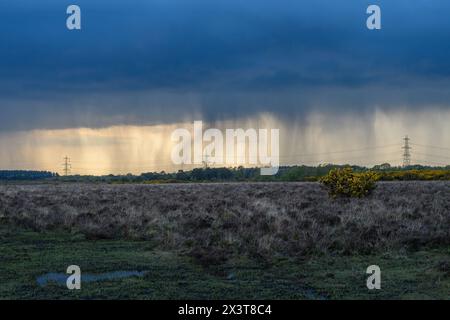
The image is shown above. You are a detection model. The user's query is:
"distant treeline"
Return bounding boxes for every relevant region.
[2,165,450,182]
[55,164,450,183]
[56,165,364,183]
[0,170,58,181]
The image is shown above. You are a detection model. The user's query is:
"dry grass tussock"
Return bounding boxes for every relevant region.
[1,182,449,264]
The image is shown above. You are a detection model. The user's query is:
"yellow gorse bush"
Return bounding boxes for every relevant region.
[379,169,450,181]
[320,168,380,198]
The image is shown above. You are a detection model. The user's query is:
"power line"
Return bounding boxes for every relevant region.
[414,152,450,160]
[410,143,450,152]
[6,140,450,174]
[2,143,403,165]
[209,144,402,160]
[282,143,402,158]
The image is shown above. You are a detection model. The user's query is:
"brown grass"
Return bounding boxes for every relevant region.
[1,182,449,263]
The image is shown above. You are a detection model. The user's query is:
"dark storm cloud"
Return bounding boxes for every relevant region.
[1,0,450,130]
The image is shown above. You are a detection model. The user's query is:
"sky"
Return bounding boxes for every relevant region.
[1,0,450,174]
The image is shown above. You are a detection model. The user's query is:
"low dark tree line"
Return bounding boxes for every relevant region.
[1,164,449,182]
[0,170,58,180]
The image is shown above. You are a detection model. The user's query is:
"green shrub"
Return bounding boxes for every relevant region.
[320,168,379,198]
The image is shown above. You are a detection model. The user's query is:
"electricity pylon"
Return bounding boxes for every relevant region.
[62,156,71,176]
[402,136,411,167]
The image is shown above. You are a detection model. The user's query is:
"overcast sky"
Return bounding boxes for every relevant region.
[1,1,450,173]
[1,0,450,131]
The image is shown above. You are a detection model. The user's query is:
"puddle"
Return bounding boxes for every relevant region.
[304,288,328,300]
[36,270,147,287]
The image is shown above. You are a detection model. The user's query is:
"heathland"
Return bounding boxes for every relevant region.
[1,181,450,299]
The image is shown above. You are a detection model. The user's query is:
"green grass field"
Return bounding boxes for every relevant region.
[2,226,450,300]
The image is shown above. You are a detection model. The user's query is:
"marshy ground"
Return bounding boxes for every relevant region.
[1,182,450,299]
